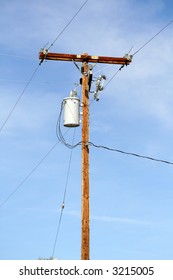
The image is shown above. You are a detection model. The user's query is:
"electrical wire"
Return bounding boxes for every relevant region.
[0,0,89,133]
[55,101,173,166]
[133,18,173,56]
[104,65,125,89]
[47,0,89,51]
[103,18,173,89]
[39,0,89,65]
[0,137,70,209]
[0,63,40,134]
[89,142,173,166]
[55,83,173,166]
[56,129,173,165]
[0,0,89,202]
[51,129,76,259]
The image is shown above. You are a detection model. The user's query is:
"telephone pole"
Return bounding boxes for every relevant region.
[39,50,132,260]
[81,61,90,260]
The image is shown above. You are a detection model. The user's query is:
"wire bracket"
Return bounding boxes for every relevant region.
[124,53,133,64]
[39,48,49,65]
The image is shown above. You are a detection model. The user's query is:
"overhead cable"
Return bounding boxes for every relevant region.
[103,52,132,89]
[0,63,40,134]
[104,18,173,89]
[104,65,125,89]
[0,137,69,209]
[89,142,173,166]
[47,0,89,51]
[133,18,173,56]
[56,121,173,166]
[0,1,89,133]
[56,119,173,166]
[51,129,76,259]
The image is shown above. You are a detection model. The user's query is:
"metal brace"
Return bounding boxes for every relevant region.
[39,48,49,65]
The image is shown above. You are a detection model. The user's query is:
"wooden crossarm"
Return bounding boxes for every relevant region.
[39,51,132,65]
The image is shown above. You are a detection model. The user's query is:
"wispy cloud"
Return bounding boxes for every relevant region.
[91,214,151,226]
[64,210,151,226]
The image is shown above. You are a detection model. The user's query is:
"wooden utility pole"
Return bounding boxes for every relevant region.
[81,61,90,260]
[39,50,132,260]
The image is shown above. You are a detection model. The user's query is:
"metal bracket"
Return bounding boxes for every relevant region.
[39,48,49,65]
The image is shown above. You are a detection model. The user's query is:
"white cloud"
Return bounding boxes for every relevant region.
[92,214,151,226]
[64,210,151,226]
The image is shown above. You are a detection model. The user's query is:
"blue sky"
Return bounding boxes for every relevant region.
[0,0,173,260]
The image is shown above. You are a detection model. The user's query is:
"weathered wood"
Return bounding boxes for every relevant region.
[81,62,90,260]
[39,51,132,65]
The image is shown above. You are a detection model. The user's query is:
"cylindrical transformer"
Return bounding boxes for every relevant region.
[63,97,80,127]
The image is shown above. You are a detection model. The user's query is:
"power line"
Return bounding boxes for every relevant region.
[47,0,89,51]
[133,18,173,56]
[103,52,132,89]
[89,142,173,166]
[0,1,89,133]
[0,139,67,209]
[0,0,89,206]
[55,132,173,166]
[104,65,125,89]
[51,129,76,259]
[39,1,89,65]
[0,63,40,134]
[55,97,173,166]
[104,18,173,88]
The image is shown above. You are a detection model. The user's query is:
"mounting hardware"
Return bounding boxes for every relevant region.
[94,75,107,101]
